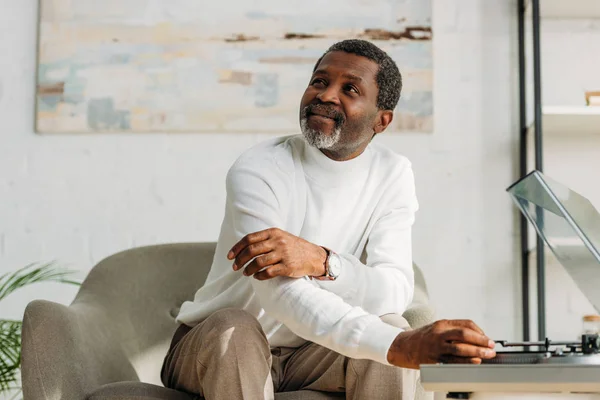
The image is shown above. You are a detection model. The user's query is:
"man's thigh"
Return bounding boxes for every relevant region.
[161,308,273,398]
[277,340,346,393]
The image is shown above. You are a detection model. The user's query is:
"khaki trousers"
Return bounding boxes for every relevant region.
[161,308,418,400]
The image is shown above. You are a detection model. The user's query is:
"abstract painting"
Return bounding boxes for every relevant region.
[36,0,432,133]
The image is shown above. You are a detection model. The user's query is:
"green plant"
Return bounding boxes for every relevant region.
[0,263,80,394]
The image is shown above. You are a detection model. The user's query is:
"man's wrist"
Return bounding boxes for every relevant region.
[313,245,328,277]
[387,331,410,367]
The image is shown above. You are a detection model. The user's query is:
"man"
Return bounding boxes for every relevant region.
[162,39,496,399]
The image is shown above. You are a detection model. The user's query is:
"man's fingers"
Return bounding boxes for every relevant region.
[233,239,274,270]
[228,228,275,260]
[243,252,280,276]
[253,264,285,281]
[443,328,494,349]
[450,320,485,335]
[443,342,496,359]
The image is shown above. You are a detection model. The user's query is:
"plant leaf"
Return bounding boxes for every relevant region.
[0,263,80,302]
[0,320,21,391]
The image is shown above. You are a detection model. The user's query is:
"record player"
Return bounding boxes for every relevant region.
[488,334,600,366]
[421,171,600,399]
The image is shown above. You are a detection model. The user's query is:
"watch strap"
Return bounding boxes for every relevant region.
[314,246,335,281]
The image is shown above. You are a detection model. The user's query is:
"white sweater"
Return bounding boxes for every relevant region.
[177,135,419,365]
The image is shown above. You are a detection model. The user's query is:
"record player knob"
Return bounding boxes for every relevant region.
[582,334,600,354]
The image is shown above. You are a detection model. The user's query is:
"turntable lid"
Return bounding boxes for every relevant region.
[507,171,600,312]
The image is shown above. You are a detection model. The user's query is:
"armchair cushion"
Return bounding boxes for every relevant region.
[88,382,342,400]
[88,382,196,400]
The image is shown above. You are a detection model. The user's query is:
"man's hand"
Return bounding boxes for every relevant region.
[387,319,496,369]
[227,228,328,280]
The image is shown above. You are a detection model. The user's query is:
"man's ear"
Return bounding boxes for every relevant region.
[373,110,394,134]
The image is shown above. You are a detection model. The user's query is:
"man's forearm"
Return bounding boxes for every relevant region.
[250,274,403,365]
[314,254,414,316]
[230,228,413,317]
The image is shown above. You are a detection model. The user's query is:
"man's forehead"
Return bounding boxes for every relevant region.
[314,51,379,82]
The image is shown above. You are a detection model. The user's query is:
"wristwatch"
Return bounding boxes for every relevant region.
[315,247,342,281]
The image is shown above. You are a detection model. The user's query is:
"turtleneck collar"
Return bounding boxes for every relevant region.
[299,136,373,187]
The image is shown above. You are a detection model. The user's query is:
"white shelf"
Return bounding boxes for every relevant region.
[526,0,600,19]
[528,106,600,137]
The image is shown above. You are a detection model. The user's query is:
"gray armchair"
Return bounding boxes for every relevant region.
[21,243,435,400]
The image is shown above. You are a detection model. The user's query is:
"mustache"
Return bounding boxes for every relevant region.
[302,104,345,126]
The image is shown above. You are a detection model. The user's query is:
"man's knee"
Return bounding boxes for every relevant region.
[162,309,271,395]
[205,308,260,329]
[180,308,268,365]
[200,308,266,342]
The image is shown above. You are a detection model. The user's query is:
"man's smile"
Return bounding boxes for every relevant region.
[308,110,335,120]
[304,104,345,127]
[308,114,335,123]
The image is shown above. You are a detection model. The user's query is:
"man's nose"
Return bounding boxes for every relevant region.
[316,86,340,104]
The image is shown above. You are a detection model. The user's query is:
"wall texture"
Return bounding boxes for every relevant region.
[0,0,523,342]
[530,18,600,341]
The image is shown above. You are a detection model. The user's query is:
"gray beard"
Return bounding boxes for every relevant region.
[300,117,342,150]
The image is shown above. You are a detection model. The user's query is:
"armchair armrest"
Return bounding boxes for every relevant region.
[402,302,435,330]
[21,300,88,400]
[21,300,138,400]
[404,263,435,329]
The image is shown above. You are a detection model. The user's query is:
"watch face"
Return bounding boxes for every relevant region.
[329,253,342,278]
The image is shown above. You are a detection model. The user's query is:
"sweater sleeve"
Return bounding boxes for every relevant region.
[315,164,419,317]
[225,161,403,365]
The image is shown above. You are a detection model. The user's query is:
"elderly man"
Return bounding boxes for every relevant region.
[161,39,496,399]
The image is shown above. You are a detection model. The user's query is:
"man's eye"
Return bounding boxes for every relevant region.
[345,85,359,94]
[311,78,326,86]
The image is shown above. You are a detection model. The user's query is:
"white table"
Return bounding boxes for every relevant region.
[421,364,600,400]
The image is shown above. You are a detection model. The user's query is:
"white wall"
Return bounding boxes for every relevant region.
[527,18,600,341]
[540,18,600,209]
[0,0,522,342]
